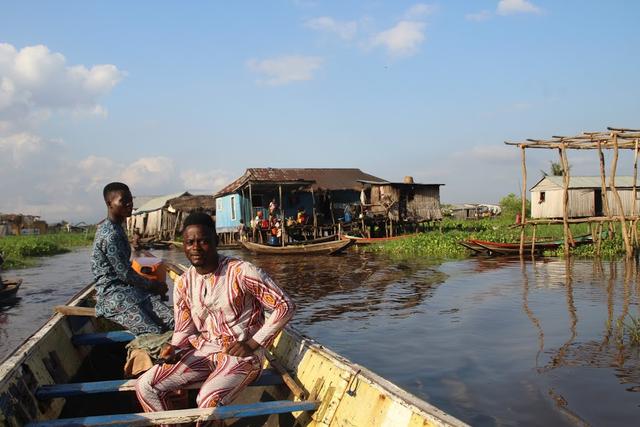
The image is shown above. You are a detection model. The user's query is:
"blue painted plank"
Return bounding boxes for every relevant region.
[71,331,135,346]
[26,399,320,426]
[36,369,283,399]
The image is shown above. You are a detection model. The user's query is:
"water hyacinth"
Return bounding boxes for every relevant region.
[0,232,94,269]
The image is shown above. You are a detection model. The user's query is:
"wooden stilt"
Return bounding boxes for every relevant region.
[609,132,633,258]
[519,145,527,256]
[530,224,537,255]
[560,144,570,257]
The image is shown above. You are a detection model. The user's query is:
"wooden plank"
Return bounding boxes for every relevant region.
[36,369,283,399]
[53,306,97,317]
[25,399,320,426]
[71,331,135,346]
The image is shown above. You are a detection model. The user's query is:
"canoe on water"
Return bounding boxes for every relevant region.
[460,234,593,256]
[0,262,468,426]
[0,278,22,304]
[241,238,353,255]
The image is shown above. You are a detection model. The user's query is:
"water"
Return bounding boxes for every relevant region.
[1,248,639,426]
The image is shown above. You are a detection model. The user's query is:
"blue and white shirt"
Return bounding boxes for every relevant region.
[91,219,153,317]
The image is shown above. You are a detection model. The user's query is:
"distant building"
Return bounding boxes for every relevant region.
[450,204,501,220]
[128,192,190,238]
[531,176,640,218]
[358,177,443,223]
[0,214,48,235]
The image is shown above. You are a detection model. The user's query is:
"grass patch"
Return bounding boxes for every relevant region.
[363,218,627,260]
[0,231,95,269]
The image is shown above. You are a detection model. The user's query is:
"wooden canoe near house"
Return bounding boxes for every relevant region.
[241,238,353,256]
[460,234,593,256]
[0,262,468,427]
[0,278,22,304]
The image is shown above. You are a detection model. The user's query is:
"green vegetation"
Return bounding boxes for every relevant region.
[0,232,95,269]
[365,217,628,260]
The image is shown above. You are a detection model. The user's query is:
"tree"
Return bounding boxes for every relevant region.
[500,193,530,219]
[541,161,569,177]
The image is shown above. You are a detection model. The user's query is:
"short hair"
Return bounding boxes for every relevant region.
[103,182,130,201]
[182,212,217,237]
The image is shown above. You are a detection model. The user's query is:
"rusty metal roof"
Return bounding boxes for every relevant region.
[215,168,386,197]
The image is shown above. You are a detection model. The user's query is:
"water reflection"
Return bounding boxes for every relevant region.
[1,248,639,426]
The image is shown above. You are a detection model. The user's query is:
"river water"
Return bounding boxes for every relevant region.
[1,247,639,426]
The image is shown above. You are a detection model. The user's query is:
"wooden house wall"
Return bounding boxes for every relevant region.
[367,185,442,221]
[531,188,640,218]
[215,194,243,233]
[531,189,594,218]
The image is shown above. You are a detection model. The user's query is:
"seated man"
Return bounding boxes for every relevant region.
[91,182,174,336]
[136,212,296,413]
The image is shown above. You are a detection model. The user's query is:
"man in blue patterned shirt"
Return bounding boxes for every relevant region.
[91,182,174,336]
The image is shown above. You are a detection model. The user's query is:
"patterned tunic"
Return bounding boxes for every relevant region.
[136,255,295,414]
[91,219,154,317]
[171,255,296,352]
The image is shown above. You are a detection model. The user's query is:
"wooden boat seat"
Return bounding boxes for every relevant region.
[25,399,320,426]
[72,331,135,345]
[35,369,283,399]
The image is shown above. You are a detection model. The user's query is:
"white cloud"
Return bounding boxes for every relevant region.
[0,43,124,125]
[181,169,231,192]
[404,3,437,20]
[120,157,176,192]
[305,16,358,40]
[466,10,492,22]
[247,55,323,86]
[371,21,426,58]
[497,0,541,16]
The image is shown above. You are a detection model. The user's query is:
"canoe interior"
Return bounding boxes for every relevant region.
[0,270,466,427]
[241,239,353,255]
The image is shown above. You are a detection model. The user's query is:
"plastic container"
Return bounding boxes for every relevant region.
[267,236,280,246]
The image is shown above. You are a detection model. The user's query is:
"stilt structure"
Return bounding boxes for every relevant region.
[506,127,640,258]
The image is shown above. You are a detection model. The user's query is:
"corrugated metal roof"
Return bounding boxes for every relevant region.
[167,195,216,212]
[532,176,640,190]
[215,168,386,197]
[133,191,190,214]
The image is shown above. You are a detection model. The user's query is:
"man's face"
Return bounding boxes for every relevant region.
[107,190,133,218]
[183,225,217,268]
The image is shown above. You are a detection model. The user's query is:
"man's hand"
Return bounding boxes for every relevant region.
[158,344,185,364]
[151,280,168,297]
[224,339,260,357]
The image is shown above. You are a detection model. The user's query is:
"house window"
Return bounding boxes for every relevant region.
[230,196,237,220]
[539,192,546,203]
[216,199,223,211]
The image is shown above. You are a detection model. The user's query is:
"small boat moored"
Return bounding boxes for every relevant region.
[0,278,22,305]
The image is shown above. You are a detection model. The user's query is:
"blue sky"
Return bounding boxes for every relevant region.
[1,1,639,222]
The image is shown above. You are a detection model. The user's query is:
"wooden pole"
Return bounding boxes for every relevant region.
[633,139,639,248]
[597,140,614,238]
[279,185,285,247]
[559,144,570,257]
[530,224,537,255]
[311,187,317,238]
[248,183,253,221]
[519,145,527,256]
[609,132,633,258]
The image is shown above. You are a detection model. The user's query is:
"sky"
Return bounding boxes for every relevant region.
[1,0,639,223]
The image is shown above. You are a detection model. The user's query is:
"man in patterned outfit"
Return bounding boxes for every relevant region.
[91,182,174,335]
[135,212,296,417]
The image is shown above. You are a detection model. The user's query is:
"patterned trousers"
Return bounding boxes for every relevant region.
[105,296,174,336]
[135,347,262,424]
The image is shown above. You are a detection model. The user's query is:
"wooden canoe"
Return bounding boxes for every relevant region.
[460,234,593,256]
[0,263,468,427]
[342,233,417,246]
[0,278,22,304]
[241,238,353,255]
